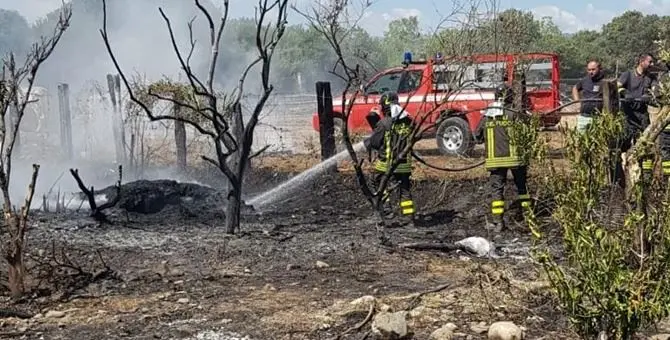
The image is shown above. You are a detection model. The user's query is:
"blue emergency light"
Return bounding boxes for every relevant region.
[403,51,412,64]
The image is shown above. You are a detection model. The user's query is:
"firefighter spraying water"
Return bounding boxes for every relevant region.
[364,91,417,226]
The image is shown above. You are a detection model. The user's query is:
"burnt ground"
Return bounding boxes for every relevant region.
[0,154,668,340]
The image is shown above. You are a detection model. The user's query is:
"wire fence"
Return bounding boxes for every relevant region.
[14,79,589,162]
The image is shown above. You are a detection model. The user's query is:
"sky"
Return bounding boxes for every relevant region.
[0,0,667,36]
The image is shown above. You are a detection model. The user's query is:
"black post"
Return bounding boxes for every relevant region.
[316,81,336,160]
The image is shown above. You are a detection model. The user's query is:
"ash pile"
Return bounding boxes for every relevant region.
[88,179,230,221]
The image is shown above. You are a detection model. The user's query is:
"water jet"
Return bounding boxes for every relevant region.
[247,141,366,210]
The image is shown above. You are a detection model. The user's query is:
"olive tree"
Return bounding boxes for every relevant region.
[99,0,288,233]
[523,40,670,339]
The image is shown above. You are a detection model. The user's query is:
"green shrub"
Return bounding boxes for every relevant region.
[522,110,670,339]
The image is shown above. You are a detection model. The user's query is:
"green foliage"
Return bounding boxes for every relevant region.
[488,9,542,53]
[381,17,423,66]
[602,11,663,69]
[526,110,670,339]
[509,113,546,166]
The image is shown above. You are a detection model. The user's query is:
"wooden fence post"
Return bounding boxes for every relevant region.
[57,83,73,160]
[173,105,187,171]
[107,73,126,164]
[316,81,336,161]
[600,79,619,114]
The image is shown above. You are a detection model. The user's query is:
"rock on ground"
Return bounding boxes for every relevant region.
[430,323,458,340]
[186,329,253,340]
[371,311,410,339]
[488,321,524,340]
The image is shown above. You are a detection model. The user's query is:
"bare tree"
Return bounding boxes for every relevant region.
[296,0,498,237]
[99,0,288,234]
[0,5,72,297]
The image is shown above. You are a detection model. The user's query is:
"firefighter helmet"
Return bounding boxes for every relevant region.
[380,91,399,106]
[494,83,514,104]
[379,91,399,116]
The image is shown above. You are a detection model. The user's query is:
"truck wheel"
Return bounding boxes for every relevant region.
[436,116,474,156]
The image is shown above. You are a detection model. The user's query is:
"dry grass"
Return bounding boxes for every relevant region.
[253,128,572,181]
[125,119,577,183]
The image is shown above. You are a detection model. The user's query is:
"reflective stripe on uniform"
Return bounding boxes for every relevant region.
[484,115,524,170]
[394,163,412,173]
[491,200,504,215]
[486,158,524,169]
[486,127,495,160]
[374,160,388,172]
[378,125,412,174]
[374,160,411,173]
[642,159,653,171]
[663,161,670,175]
[400,199,415,215]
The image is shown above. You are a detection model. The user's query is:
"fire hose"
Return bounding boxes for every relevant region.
[375,98,654,172]
[411,152,485,171]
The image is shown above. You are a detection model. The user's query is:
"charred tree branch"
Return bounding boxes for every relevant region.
[69,165,122,223]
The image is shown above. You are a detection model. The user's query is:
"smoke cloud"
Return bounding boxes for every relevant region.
[1,0,303,208]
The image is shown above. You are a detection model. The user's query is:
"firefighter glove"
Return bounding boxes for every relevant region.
[617,87,626,97]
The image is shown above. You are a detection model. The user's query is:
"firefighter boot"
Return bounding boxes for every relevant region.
[642,159,654,183]
[398,198,416,227]
[662,160,670,187]
[486,200,506,232]
[486,216,506,233]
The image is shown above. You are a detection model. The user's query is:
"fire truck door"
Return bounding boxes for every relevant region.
[523,59,554,112]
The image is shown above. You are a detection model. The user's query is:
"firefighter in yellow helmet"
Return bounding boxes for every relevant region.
[484,83,532,232]
[364,91,416,224]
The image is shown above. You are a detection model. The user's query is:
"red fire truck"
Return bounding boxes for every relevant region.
[311,52,562,156]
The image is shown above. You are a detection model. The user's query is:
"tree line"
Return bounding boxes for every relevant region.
[0,2,667,93]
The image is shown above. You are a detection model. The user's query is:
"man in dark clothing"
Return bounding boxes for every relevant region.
[613,53,659,184]
[364,91,416,223]
[484,83,532,232]
[572,60,605,132]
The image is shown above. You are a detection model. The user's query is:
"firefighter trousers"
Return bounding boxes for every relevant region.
[659,129,670,177]
[612,108,654,187]
[488,166,530,223]
[372,171,415,217]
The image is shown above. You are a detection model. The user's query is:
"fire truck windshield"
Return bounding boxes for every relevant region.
[365,72,403,95]
[365,70,423,95]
